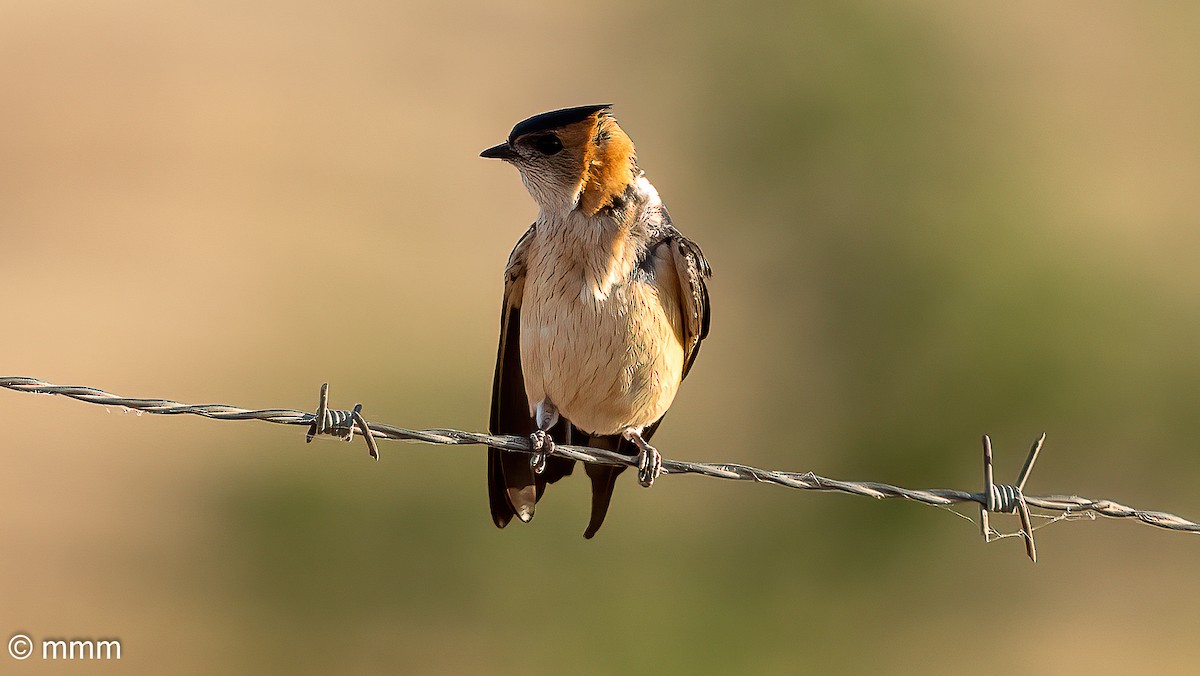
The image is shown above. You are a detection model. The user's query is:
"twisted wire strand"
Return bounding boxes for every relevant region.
[3,376,1198,535]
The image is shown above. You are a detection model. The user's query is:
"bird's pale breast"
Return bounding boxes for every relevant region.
[520,218,686,436]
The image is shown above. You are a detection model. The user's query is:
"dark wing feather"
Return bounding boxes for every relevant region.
[489,225,574,528]
[669,233,711,380]
[647,206,711,380]
[489,302,535,525]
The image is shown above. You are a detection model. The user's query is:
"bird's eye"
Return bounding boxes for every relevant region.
[534,135,563,155]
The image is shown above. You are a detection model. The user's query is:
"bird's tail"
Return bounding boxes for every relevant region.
[488,420,575,528]
[582,434,631,539]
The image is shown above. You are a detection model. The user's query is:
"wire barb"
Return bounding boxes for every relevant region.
[980,433,1044,562]
[305,383,379,460]
[3,376,1198,557]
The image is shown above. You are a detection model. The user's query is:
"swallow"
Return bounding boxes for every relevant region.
[483,104,712,538]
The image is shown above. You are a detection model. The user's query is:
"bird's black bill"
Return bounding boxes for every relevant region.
[480,143,517,160]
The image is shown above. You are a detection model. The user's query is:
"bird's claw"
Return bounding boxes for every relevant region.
[636,443,661,488]
[529,430,553,474]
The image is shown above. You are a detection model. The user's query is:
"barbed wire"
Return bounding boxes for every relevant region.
[3,375,1197,561]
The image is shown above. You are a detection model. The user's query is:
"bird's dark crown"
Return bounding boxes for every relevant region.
[507,104,612,143]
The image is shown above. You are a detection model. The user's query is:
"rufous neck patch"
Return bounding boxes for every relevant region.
[577,116,636,216]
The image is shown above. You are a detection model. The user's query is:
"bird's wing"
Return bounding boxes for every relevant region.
[663,228,712,381]
[488,225,573,528]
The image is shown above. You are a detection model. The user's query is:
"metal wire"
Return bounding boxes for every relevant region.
[3,375,1198,558]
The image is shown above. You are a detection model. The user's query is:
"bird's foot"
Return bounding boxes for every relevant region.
[625,432,661,488]
[529,430,554,474]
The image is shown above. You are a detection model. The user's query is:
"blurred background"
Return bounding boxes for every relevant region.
[3,0,1199,672]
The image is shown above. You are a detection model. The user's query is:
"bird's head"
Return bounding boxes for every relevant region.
[481,104,638,216]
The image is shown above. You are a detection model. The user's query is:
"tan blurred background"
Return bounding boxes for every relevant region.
[3,0,1199,673]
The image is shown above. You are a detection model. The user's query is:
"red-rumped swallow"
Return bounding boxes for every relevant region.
[482,104,711,537]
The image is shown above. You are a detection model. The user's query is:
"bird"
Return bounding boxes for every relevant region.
[481,104,712,538]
